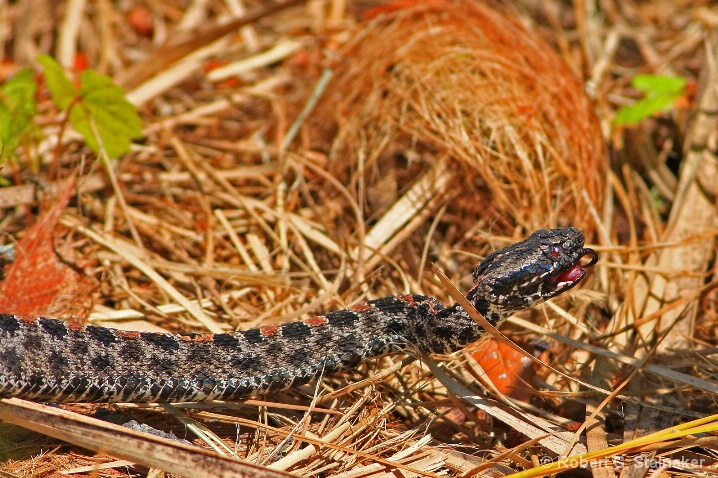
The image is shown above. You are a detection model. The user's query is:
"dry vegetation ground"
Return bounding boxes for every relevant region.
[0,0,717,476]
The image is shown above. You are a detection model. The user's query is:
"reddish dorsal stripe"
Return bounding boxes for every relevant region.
[396,294,417,307]
[304,316,327,327]
[68,322,84,332]
[191,334,214,344]
[17,315,38,324]
[180,334,214,344]
[116,330,140,339]
[260,325,280,338]
[350,303,372,312]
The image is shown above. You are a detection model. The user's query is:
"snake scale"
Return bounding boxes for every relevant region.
[0,227,596,403]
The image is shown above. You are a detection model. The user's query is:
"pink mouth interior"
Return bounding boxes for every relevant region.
[554,265,584,283]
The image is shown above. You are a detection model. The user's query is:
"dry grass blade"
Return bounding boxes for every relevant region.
[208,40,305,83]
[0,398,295,478]
[117,0,304,89]
[60,216,223,333]
[266,422,351,470]
[159,403,237,457]
[356,161,452,269]
[192,410,448,478]
[61,459,137,475]
[510,316,718,394]
[0,174,106,210]
[503,414,718,478]
[420,352,586,457]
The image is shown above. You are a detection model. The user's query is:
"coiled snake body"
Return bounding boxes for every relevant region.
[0,227,596,403]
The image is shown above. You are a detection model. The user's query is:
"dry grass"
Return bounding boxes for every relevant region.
[313,1,604,235]
[0,0,717,476]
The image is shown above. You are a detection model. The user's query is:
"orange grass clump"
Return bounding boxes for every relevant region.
[315,0,606,235]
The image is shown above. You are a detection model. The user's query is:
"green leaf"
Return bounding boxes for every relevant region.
[70,69,143,157]
[38,56,143,157]
[0,68,38,161]
[37,55,77,111]
[632,74,686,95]
[614,74,687,126]
[614,94,681,125]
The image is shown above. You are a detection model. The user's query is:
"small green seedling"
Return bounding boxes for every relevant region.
[0,68,38,163]
[614,74,687,126]
[38,55,142,158]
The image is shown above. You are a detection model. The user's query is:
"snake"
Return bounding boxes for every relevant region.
[0,227,597,403]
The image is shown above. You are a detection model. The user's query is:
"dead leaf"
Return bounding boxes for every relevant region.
[0,184,95,320]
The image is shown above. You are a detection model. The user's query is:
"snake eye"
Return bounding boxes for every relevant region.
[549,246,561,258]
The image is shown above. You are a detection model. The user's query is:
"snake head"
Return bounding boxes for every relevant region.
[466,227,598,323]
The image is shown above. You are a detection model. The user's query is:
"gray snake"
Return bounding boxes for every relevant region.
[0,227,597,403]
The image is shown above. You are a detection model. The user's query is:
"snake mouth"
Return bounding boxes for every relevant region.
[552,248,598,290]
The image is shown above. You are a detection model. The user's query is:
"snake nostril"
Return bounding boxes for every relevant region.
[579,248,599,267]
